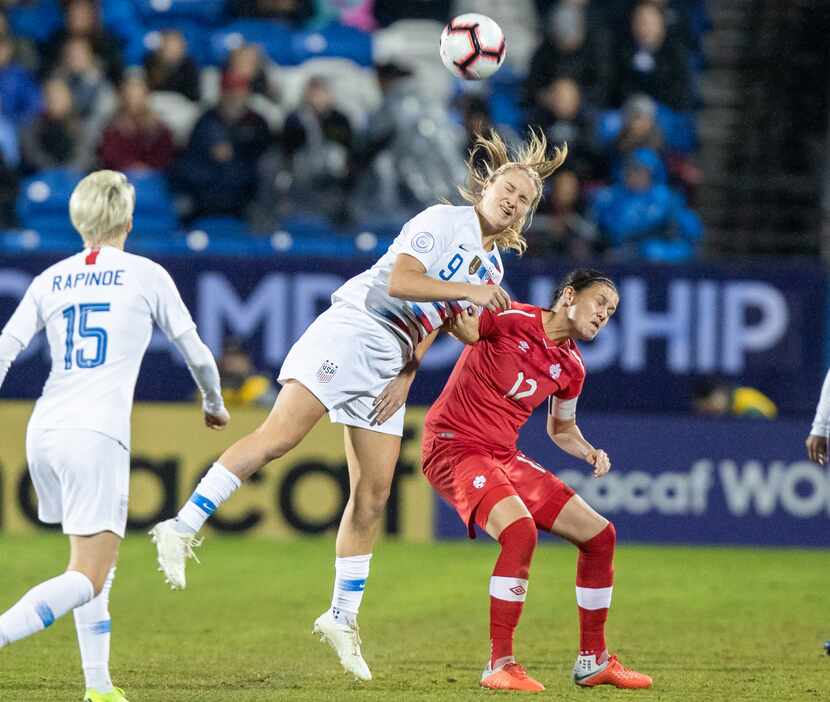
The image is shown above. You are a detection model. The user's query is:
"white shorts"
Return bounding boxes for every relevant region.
[278,301,409,436]
[26,427,130,538]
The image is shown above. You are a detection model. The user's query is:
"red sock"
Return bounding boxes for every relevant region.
[576,522,616,656]
[489,518,537,666]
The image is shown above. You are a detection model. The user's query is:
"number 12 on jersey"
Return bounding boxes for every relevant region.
[62,303,110,369]
[505,371,537,400]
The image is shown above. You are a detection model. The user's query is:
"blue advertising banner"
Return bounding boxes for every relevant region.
[0,253,825,414]
[434,412,830,547]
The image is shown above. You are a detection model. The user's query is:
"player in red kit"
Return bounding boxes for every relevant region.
[422,268,652,693]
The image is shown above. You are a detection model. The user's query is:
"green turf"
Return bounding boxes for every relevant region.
[0,534,828,701]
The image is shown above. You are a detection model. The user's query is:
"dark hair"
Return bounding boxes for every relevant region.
[551,268,617,306]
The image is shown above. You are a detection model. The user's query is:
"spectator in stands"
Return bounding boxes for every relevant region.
[225,43,279,104]
[615,1,692,111]
[229,0,314,25]
[0,10,38,73]
[282,75,353,221]
[528,76,600,180]
[20,76,92,172]
[41,0,122,82]
[97,74,175,172]
[692,378,777,420]
[373,0,449,27]
[143,30,200,103]
[0,33,41,125]
[312,0,378,31]
[172,71,271,221]
[590,147,702,261]
[527,169,597,260]
[51,36,114,120]
[218,338,277,408]
[524,2,612,109]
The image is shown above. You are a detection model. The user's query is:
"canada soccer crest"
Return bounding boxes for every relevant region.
[549,363,561,380]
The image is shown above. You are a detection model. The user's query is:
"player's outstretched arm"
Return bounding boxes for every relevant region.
[388,254,510,311]
[171,329,229,430]
[547,415,611,478]
[807,366,830,464]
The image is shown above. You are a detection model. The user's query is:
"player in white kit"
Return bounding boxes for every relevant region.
[150,130,567,680]
[0,171,229,702]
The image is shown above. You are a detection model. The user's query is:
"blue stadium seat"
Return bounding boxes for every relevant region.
[16,169,83,234]
[209,20,293,66]
[189,215,248,238]
[126,171,178,236]
[130,0,228,26]
[7,0,63,43]
[290,23,373,67]
[140,20,215,67]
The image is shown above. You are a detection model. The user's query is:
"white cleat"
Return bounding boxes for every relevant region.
[312,610,372,681]
[148,518,202,590]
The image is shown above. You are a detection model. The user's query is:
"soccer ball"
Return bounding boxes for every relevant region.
[439,13,506,81]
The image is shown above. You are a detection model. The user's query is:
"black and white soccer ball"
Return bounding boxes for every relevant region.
[439,13,506,81]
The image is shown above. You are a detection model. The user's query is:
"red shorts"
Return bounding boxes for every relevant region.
[422,434,576,538]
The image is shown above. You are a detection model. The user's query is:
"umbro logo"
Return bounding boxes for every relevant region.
[517,340,529,353]
[510,584,527,596]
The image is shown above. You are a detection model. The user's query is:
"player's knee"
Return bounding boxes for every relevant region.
[581,520,616,556]
[351,484,391,524]
[498,516,538,561]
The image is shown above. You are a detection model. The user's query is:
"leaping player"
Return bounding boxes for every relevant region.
[149,130,567,681]
[0,170,229,702]
[422,268,653,692]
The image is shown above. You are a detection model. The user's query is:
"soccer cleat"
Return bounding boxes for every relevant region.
[84,687,129,702]
[572,652,652,689]
[149,518,202,590]
[312,609,372,681]
[480,659,545,692]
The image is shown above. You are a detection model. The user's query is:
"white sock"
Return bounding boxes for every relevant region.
[74,567,115,693]
[330,554,372,624]
[0,570,94,645]
[176,462,241,533]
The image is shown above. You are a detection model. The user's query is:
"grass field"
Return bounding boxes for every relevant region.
[1,534,828,702]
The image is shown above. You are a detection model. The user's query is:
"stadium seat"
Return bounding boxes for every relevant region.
[209,20,293,66]
[125,170,178,236]
[16,169,84,234]
[290,22,373,67]
[188,215,249,238]
[6,0,63,43]
[140,20,215,67]
[130,0,228,27]
[149,91,202,147]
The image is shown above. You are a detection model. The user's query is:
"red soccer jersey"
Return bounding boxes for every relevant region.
[424,302,585,451]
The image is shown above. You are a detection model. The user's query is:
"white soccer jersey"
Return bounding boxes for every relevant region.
[1,246,196,449]
[332,205,505,348]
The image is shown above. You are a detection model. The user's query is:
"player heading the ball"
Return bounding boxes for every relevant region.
[150,129,566,682]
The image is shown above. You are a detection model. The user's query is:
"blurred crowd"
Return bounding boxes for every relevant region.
[0,0,709,262]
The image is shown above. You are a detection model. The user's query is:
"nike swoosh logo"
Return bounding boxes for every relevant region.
[573,666,606,682]
[458,243,473,251]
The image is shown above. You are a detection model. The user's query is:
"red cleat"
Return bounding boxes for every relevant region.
[480,660,545,692]
[573,654,652,689]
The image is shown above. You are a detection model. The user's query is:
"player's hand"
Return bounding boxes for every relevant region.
[371,368,415,425]
[806,434,827,464]
[443,307,480,344]
[586,448,610,478]
[204,406,230,430]
[465,283,511,312]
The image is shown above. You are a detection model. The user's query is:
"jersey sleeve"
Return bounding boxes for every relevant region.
[1,280,43,348]
[397,206,457,271]
[148,263,197,340]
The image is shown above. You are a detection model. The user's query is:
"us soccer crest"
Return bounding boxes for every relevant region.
[316,360,339,384]
[549,363,561,380]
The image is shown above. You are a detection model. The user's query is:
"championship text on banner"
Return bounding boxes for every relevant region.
[0,256,825,414]
[0,401,432,539]
[434,412,830,548]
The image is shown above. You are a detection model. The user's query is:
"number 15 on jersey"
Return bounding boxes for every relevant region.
[62,303,110,369]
